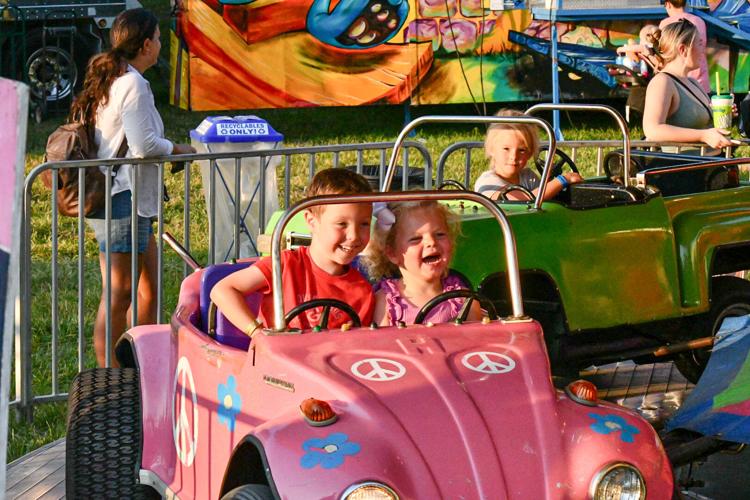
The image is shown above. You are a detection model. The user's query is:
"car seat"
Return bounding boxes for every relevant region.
[200,260,262,350]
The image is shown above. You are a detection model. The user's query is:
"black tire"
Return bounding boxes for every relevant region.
[66,368,153,498]
[19,29,94,106]
[674,276,750,383]
[222,484,274,500]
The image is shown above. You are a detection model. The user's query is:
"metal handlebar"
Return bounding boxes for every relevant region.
[382,115,557,210]
[270,191,528,331]
[526,103,631,186]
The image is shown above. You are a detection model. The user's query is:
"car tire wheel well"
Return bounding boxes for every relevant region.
[674,275,750,383]
[221,440,274,498]
[711,243,750,276]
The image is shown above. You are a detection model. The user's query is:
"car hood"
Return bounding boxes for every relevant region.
[253,320,586,499]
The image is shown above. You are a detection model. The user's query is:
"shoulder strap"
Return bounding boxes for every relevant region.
[662,72,713,121]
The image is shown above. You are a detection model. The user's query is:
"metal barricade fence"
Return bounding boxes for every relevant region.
[435,139,737,188]
[14,141,431,419]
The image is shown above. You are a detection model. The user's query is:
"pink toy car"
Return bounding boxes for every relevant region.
[65,191,674,499]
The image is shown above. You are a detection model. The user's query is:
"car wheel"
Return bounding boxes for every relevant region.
[18,29,94,106]
[674,276,750,383]
[66,368,155,498]
[222,484,275,499]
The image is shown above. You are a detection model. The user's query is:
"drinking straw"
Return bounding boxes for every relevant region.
[716,72,721,95]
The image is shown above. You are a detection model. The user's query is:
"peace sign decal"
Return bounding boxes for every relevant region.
[461,351,516,374]
[172,356,199,466]
[351,358,406,382]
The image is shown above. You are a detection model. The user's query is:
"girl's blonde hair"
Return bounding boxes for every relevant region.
[648,19,697,70]
[362,201,460,281]
[484,109,540,160]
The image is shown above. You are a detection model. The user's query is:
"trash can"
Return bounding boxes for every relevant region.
[191,116,283,263]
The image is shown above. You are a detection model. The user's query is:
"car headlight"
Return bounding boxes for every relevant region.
[590,462,646,500]
[342,481,398,500]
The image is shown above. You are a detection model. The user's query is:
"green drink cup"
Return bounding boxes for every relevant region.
[711,94,734,129]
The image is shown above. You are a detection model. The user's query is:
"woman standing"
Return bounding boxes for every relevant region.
[70,8,195,366]
[643,20,735,151]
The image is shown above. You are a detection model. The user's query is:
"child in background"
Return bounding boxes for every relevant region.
[211,169,375,334]
[474,109,582,201]
[364,201,482,326]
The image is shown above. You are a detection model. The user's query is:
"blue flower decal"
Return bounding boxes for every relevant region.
[217,375,242,431]
[589,413,640,443]
[300,432,361,469]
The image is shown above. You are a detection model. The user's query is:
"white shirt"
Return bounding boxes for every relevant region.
[95,65,173,217]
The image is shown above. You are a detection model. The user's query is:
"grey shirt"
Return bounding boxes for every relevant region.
[474,168,540,196]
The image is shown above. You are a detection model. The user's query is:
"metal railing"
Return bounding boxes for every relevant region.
[436,139,739,190]
[14,140,431,418]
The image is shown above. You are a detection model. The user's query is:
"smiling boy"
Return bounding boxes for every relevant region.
[211,169,375,333]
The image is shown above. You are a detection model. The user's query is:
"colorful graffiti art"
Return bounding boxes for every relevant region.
[171,0,750,110]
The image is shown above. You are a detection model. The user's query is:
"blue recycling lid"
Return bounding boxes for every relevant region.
[190,115,284,143]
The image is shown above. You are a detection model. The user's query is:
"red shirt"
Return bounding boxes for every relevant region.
[254,246,374,330]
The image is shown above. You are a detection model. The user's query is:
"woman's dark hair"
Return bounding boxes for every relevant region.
[69,8,158,125]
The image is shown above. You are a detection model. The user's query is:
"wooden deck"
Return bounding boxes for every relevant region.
[5,438,65,500]
[3,362,692,499]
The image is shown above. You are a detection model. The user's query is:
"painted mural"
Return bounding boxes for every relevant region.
[170,0,750,110]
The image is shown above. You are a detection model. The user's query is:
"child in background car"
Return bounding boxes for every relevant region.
[475,109,583,201]
[211,168,375,334]
[363,200,482,326]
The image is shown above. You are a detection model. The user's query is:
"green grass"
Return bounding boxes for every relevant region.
[10,0,750,463]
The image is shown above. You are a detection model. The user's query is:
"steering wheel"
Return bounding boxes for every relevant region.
[493,184,534,201]
[414,289,498,324]
[534,146,579,178]
[284,298,361,330]
[438,180,468,191]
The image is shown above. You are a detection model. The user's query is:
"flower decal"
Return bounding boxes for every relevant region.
[300,432,361,469]
[217,375,242,431]
[589,413,640,443]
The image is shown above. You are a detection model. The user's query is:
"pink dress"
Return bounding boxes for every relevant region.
[377,275,471,326]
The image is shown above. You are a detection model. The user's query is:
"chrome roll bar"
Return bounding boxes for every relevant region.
[381,115,557,210]
[526,103,631,186]
[270,191,527,331]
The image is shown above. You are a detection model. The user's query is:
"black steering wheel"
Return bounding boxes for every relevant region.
[493,184,535,201]
[284,298,361,330]
[438,180,468,191]
[535,146,579,179]
[414,289,498,324]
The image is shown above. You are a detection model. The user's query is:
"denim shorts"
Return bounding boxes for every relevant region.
[86,191,153,254]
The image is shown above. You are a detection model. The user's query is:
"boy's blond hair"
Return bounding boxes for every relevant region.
[362,201,460,281]
[305,168,373,215]
[485,109,540,160]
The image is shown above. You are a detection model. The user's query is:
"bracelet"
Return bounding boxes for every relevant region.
[555,174,569,188]
[244,318,262,337]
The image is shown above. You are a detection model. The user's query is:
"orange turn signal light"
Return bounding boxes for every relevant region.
[300,398,338,426]
[565,379,598,406]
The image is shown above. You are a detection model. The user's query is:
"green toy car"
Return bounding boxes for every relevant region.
[266,108,750,382]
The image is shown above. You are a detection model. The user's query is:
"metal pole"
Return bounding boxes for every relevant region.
[157,163,164,324]
[77,168,86,371]
[105,167,112,367]
[526,103,631,186]
[550,8,562,140]
[271,191,528,331]
[381,115,556,211]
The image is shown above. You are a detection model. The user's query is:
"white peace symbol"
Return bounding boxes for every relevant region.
[172,356,199,466]
[351,358,406,381]
[461,351,516,374]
